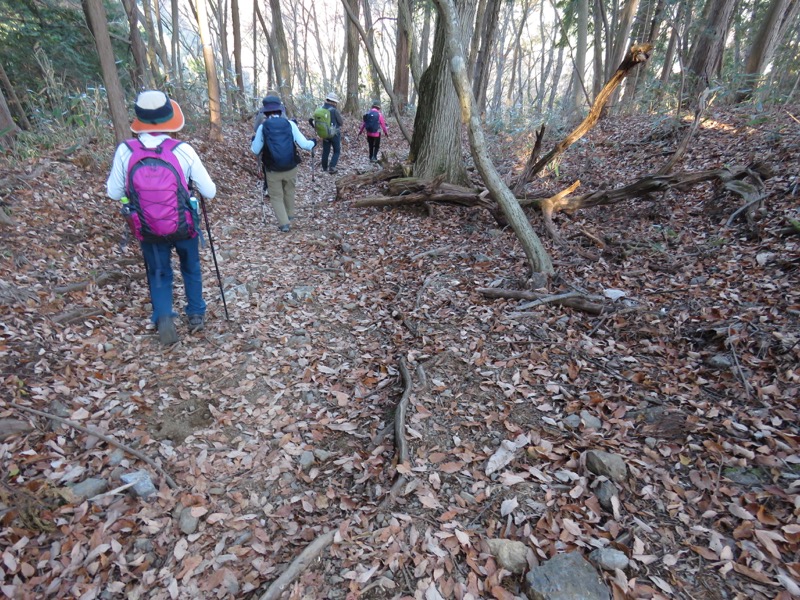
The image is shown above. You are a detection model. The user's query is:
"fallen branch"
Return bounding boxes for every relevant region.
[10,402,178,489]
[54,270,127,294]
[51,308,105,325]
[478,287,607,315]
[258,530,336,600]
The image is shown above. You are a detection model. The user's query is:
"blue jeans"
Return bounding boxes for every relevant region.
[321,133,341,170]
[140,236,206,323]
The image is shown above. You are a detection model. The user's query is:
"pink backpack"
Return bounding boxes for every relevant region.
[123,138,197,243]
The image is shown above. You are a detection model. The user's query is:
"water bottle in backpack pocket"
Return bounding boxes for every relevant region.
[123,138,197,243]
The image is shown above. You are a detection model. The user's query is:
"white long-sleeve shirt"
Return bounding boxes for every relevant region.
[106,133,217,201]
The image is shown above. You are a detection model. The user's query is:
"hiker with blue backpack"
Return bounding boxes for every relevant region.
[310,92,344,174]
[106,90,217,346]
[359,100,389,163]
[252,91,286,197]
[251,95,317,232]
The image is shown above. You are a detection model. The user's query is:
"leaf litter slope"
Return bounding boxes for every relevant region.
[0,107,798,599]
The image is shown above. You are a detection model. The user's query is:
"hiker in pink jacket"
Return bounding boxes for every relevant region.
[358,100,389,163]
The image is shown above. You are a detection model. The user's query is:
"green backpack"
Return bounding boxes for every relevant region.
[313,106,337,139]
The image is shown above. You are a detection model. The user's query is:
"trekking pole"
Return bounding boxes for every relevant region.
[311,145,316,183]
[198,195,230,321]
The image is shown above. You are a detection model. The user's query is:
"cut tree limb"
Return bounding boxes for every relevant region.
[513,43,653,194]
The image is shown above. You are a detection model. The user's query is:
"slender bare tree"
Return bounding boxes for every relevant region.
[81,0,129,143]
[433,0,554,276]
[196,0,223,140]
[268,0,296,116]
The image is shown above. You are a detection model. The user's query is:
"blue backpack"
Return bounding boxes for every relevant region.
[261,118,300,172]
[363,111,380,134]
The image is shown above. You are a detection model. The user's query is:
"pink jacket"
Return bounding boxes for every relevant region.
[359,108,389,138]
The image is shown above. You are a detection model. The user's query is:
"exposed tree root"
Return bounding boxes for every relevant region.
[256,357,414,599]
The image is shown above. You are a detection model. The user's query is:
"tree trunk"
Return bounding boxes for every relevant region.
[472,0,502,114]
[171,0,183,94]
[393,0,412,113]
[141,0,164,87]
[593,0,605,99]
[0,63,31,130]
[606,0,641,109]
[433,0,554,276]
[231,0,246,113]
[410,0,477,186]
[621,0,666,107]
[343,0,361,115]
[362,0,382,102]
[252,0,258,96]
[737,0,800,101]
[340,0,413,144]
[686,0,736,100]
[210,0,233,109]
[0,84,19,148]
[152,0,171,80]
[269,0,296,116]
[121,0,151,90]
[81,0,129,144]
[195,0,223,141]
[571,0,589,113]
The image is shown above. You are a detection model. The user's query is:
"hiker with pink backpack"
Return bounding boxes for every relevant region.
[106,90,217,346]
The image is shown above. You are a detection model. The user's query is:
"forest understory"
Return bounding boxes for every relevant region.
[0,105,799,600]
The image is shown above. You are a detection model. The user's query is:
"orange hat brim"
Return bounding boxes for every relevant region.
[130,100,185,133]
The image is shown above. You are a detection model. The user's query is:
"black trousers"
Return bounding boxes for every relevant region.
[367,135,381,160]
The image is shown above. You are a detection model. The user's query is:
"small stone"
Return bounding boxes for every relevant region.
[487,538,529,574]
[120,470,157,498]
[564,415,581,429]
[589,548,629,571]
[134,538,154,553]
[341,242,354,255]
[69,478,108,501]
[580,411,602,430]
[595,480,619,512]
[585,450,628,482]
[459,491,477,505]
[178,509,200,535]
[108,449,126,466]
[313,449,332,461]
[706,354,732,369]
[209,487,226,495]
[299,451,315,469]
[645,437,657,449]
[525,552,610,600]
[291,286,315,301]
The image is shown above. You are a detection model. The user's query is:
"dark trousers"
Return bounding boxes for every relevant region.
[367,135,381,160]
[321,134,341,170]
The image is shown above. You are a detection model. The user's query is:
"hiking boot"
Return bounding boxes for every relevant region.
[328,168,338,174]
[187,314,205,333]
[157,316,178,345]
[279,224,290,233]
